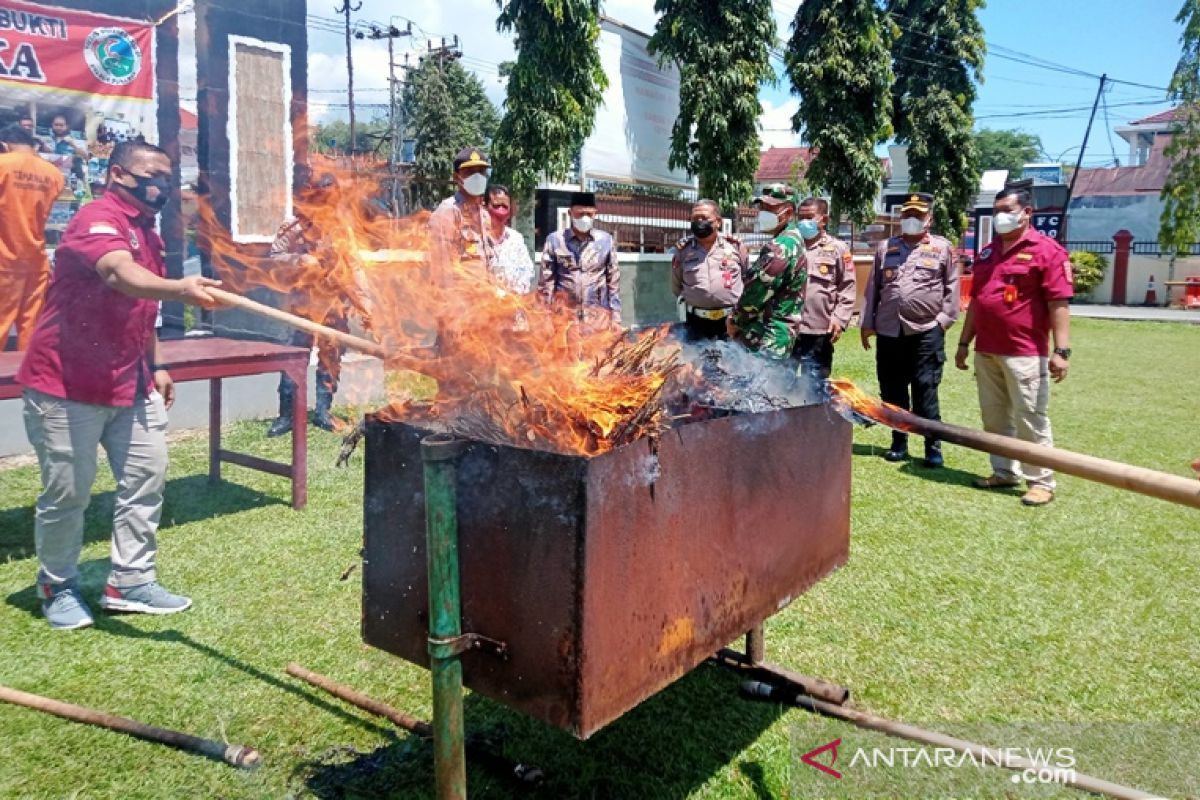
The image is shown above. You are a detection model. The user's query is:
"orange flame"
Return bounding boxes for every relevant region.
[199,162,682,456]
[827,379,914,432]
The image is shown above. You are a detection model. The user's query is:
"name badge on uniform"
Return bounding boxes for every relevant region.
[1016,253,1033,262]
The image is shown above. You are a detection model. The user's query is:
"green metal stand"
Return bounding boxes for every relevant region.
[421,434,469,800]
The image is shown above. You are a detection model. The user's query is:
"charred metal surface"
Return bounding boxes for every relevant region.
[362,403,851,739]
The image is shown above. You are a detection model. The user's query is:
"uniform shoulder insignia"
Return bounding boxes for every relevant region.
[723,233,741,245]
[979,246,992,260]
[674,236,689,250]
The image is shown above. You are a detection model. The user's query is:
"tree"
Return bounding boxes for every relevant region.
[973,128,1044,175]
[401,55,500,209]
[490,1,607,199]
[1160,0,1200,256]
[312,117,391,155]
[785,0,894,225]
[647,0,776,210]
[889,0,985,240]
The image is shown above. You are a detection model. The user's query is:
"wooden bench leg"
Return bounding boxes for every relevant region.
[209,377,222,483]
[290,367,308,510]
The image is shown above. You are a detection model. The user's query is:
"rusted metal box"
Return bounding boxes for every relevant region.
[362,404,851,739]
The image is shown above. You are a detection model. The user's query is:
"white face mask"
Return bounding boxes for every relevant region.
[572,214,594,233]
[900,216,926,236]
[756,210,781,233]
[461,173,488,197]
[993,211,1025,235]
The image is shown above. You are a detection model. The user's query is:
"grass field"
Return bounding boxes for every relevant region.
[0,317,1197,800]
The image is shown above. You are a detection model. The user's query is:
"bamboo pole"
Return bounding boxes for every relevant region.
[832,386,1200,511]
[742,681,1163,800]
[207,287,386,359]
[0,684,260,769]
[284,663,543,786]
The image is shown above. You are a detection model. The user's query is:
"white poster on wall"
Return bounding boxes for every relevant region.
[580,17,693,190]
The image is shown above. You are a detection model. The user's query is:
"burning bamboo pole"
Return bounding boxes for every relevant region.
[829,381,1200,511]
[0,684,260,768]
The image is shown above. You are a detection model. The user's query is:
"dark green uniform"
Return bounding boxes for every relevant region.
[732,223,807,359]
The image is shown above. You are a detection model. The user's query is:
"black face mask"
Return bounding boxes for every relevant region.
[690,219,715,238]
[127,173,171,212]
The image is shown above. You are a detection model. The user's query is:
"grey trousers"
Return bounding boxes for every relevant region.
[23,388,169,589]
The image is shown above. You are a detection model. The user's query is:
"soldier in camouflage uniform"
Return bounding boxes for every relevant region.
[728,183,807,360]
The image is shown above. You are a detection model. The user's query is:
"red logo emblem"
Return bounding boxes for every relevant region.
[800,738,843,779]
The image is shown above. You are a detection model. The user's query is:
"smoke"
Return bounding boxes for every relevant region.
[672,335,825,414]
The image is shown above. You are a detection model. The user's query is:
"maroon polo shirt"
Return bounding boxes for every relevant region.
[18,191,164,407]
[970,228,1074,357]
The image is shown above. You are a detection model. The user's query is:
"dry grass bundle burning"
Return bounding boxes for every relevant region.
[200,163,689,456]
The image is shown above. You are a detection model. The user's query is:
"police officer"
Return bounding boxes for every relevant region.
[860,192,959,467]
[429,147,492,269]
[793,197,855,379]
[728,184,807,360]
[671,199,748,339]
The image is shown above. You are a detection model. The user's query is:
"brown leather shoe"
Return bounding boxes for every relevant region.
[973,474,1021,489]
[1021,487,1055,506]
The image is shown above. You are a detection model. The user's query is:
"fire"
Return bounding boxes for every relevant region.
[199,162,684,455]
[827,379,913,432]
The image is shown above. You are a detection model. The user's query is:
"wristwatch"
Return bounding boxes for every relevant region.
[1053,347,1071,360]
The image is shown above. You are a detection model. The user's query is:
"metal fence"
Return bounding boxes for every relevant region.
[594,190,694,253]
[1063,241,1116,254]
[1131,241,1200,256]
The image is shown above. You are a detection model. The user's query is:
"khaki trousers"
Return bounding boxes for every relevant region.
[973,353,1055,490]
[23,388,169,589]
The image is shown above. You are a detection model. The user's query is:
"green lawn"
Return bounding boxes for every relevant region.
[0,317,1197,800]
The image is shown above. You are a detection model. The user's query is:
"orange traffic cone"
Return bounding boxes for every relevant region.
[1144,275,1159,306]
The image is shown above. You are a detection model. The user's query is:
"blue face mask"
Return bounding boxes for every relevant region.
[797,218,820,240]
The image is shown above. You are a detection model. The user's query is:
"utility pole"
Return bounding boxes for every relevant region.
[335,0,363,155]
[426,35,462,66]
[1061,73,1107,241]
[367,20,413,214]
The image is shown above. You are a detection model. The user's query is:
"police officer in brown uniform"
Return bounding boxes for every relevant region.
[793,197,855,379]
[671,199,748,339]
[861,192,960,467]
[429,147,492,270]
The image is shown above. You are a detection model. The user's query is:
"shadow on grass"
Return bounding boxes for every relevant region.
[292,664,784,799]
[94,617,395,738]
[0,475,286,562]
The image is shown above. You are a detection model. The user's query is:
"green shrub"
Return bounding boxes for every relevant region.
[1069,251,1108,297]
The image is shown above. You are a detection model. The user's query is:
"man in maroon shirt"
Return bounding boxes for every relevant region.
[17,140,223,629]
[954,184,1073,507]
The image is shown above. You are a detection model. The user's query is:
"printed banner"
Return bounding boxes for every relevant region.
[580,18,693,190]
[0,1,158,235]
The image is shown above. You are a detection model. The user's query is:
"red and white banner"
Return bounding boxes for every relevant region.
[0,0,154,98]
[1,1,158,232]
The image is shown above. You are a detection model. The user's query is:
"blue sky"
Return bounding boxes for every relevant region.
[305,0,1184,167]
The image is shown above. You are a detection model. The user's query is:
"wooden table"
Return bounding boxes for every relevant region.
[0,337,311,509]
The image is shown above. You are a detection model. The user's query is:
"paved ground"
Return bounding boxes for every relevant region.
[0,351,385,459]
[1070,304,1200,323]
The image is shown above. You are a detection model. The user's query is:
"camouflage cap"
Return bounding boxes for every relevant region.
[753,183,797,206]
